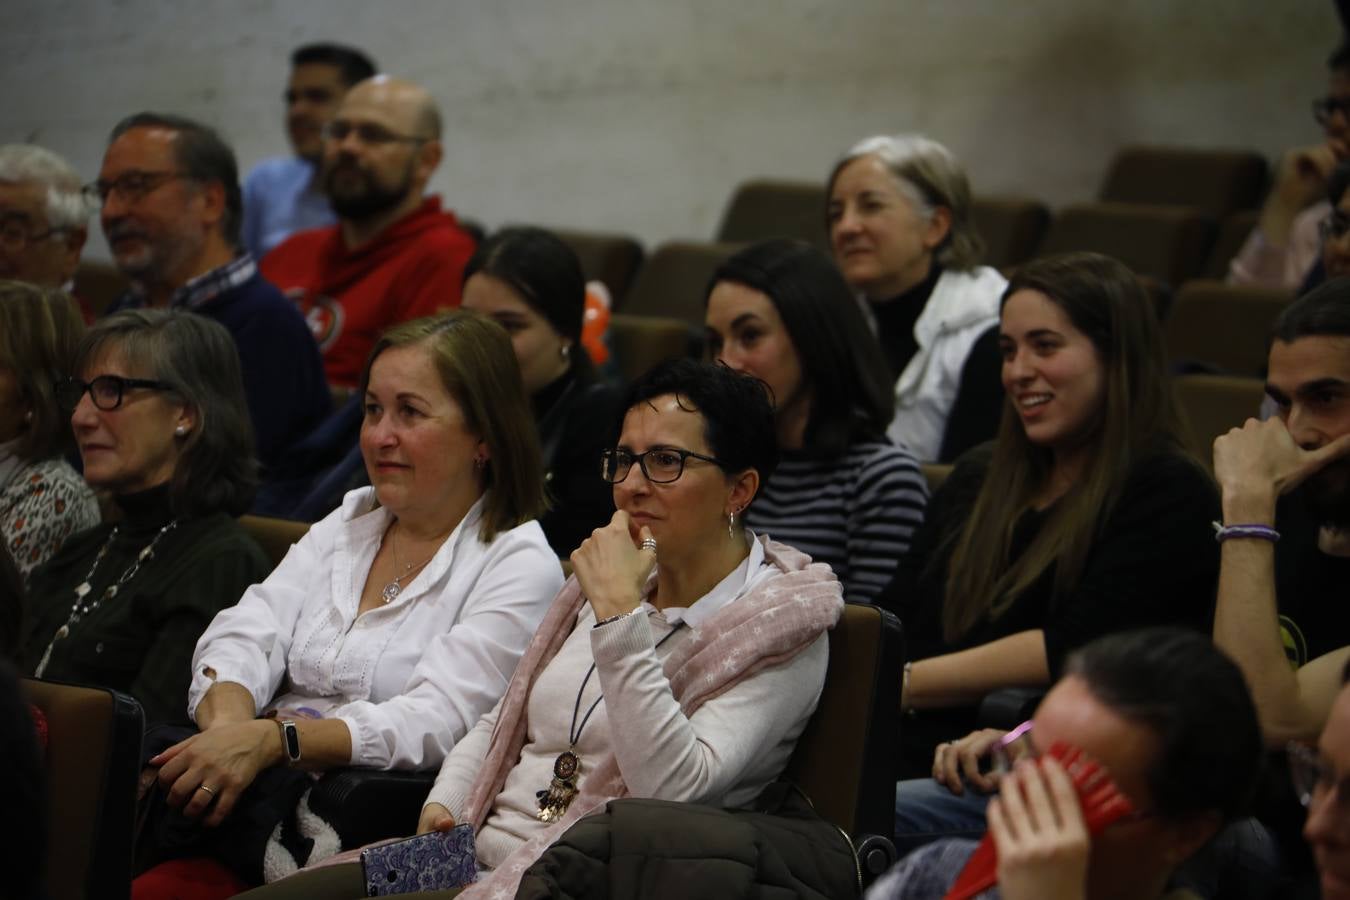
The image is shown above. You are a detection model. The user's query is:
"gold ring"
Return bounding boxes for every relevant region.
[197,784,217,798]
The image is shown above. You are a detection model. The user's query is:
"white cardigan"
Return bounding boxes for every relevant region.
[187,487,563,770]
[874,266,1007,462]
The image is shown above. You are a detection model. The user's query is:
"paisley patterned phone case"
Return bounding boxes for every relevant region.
[361,824,478,896]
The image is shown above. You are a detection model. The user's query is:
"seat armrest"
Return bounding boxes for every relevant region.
[976,687,1046,731]
[308,769,435,848]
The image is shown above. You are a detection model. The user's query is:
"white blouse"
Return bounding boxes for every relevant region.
[188,487,564,770]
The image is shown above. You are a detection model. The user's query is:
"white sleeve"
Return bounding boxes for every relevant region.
[332,529,563,770]
[186,515,332,719]
[591,613,829,804]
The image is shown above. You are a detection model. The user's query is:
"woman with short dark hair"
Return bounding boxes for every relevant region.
[0,281,99,582]
[705,239,927,601]
[241,358,843,899]
[21,308,270,726]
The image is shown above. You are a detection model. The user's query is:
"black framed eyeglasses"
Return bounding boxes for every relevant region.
[600,447,726,484]
[0,214,67,252]
[1314,96,1350,126]
[57,375,174,412]
[321,120,430,146]
[83,171,192,207]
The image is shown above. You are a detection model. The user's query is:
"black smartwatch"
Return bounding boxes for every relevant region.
[277,718,302,765]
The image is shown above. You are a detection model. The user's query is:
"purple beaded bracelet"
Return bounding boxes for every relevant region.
[1212,521,1280,543]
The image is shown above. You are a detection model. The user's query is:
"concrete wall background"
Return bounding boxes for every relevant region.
[0,0,1336,259]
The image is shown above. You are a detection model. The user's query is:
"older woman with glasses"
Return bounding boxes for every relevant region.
[240,358,843,899]
[0,282,99,584]
[20,308,270,727]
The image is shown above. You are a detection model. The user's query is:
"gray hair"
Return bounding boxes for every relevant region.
[0,144,94,231]
[74,309,257,516]
[828,134,984,272]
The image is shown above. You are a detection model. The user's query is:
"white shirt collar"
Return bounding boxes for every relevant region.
[642,531,773,629]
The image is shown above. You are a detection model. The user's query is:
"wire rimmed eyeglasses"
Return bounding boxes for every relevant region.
[57,375,175,412]
[600,447,726,484]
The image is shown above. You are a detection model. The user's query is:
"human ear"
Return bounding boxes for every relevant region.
[923,206,953,251]
[726,468,760,517]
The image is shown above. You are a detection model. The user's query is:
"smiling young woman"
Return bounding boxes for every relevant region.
[874,253,1222,780]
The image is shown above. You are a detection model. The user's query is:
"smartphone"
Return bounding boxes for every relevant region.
[360,824,478,896]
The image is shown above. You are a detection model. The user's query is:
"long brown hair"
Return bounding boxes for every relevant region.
[942,253,1192,643]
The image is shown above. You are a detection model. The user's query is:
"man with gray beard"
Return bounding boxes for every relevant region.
[95,113,328,473]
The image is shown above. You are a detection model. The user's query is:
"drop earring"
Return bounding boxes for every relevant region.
[727,510,736,540]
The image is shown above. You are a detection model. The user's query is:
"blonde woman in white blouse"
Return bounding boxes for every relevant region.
[142,313,563,879]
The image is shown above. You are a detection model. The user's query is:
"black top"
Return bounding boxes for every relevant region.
[936,324,1004,463]
[19,486,271,727]
[534,368,620,557]
[868,264,943,383]
[876,443,1221,777]
[1274,488,1350,667]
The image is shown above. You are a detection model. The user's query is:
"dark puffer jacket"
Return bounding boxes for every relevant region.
[517,784,860,900]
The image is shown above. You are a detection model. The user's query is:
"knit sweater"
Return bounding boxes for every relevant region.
[744,441,927,603]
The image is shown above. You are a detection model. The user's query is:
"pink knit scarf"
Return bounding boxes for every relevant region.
[456,536,843,899]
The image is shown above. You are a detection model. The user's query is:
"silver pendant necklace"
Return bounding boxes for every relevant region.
[35,519,178,677]
[380,521,437,603]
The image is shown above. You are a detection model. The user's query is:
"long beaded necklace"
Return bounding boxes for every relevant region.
[380,521,438,603]
[34,520,178,677]
[536,617,685,822]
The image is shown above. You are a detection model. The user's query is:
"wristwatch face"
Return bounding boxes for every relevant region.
[281,719,301,762]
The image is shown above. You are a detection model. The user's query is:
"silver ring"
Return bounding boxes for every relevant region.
[197,784,217,798]
[640,538,658,552]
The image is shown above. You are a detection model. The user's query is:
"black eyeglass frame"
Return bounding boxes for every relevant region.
[599,447,727,484]
[321,120,431,146]
[57,375,175,412]
[83,171,195,207]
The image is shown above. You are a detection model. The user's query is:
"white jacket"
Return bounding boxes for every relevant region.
[188,487,563,770]
[871,266,1007,461]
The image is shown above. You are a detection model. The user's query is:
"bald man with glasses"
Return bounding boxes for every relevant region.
[259,76,478,389]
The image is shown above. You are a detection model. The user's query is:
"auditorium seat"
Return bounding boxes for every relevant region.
[716,179,829,250]
[73,260,130,318]
[24,678,143,900]
[548,227,646,304]
[1165,280,1294,376]
[1203,210,1262,280]
[239,515,311,569]
[1173,374,1267,469]
[971,196,1051,271]
[1037,202,1214,287]
[618,240,744,326]
[1098,146,1268,220]
[608,313,700,383]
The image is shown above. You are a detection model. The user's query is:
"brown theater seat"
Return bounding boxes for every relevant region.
[23,678,143,900]
[547,228,646,304]
[971,196,1051,271]
[1173,374,1267,469]
[1099,146,1268,220]
[607,313,699,383]
[1204,210,1262,280]
[716,179,829,251]
[1038,202,1214,287]
[72,260,131,319]
[618,240,744,327]
[240,514,311,568]
[1165,280,1294,376]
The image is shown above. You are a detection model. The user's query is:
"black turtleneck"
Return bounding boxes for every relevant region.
[19,484,270,726]
[867,263,943,383]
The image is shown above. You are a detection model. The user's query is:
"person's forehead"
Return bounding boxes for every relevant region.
[1268,336,1350,388]
[100,126,179,175]
[335,83,418,131]
[1032,676,1160,797]
[0,180,50,220]
[621,395,709,446]
[833,154,903,197]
